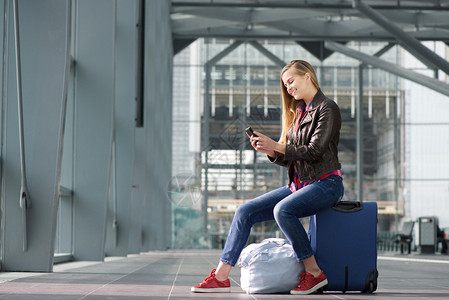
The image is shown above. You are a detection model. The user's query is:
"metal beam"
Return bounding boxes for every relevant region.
[173,38,196,55]
[172,1,449,10]
[206,40,243,67]
[203,61,210,233]
[248,41,286,67]
[297,41,336,61]
[325,41,449,98]
[173,30,449,42]
[356,65,364,202]
[373,42,395,57]
[353,0,449,76]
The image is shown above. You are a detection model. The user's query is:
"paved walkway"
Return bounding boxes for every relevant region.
[0,250,448,299]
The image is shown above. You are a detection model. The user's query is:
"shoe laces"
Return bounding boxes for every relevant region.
[297,272,311,287]
[203,269,217,283]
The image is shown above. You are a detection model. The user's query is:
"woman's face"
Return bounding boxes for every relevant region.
[281,69,309,101]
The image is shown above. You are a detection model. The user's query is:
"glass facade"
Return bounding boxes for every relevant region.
[172,39,408,249]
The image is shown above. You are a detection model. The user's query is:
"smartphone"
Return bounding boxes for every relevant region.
[245,126,258,137]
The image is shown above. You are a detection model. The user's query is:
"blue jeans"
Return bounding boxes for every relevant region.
[220,175,344,266]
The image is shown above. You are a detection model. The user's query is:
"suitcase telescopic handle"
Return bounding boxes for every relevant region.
[332,201,363,213]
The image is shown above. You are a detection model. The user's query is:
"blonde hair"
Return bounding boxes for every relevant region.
[279,60,320,144]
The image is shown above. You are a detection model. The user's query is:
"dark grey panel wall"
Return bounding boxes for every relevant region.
[143,0,173,251]
[72,0,114,261]
[105,0,137,256]
[69,0,173,259]
[1,0,69,271]
[128,128,145,254]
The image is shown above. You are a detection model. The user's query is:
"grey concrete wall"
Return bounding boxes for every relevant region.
[0,0,70,271]
[142,0,173,251]
[71,0,115,261]
[0,0,174,270]
[104,0,137,258]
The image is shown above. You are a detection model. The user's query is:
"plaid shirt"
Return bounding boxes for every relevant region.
[289,104,342,192]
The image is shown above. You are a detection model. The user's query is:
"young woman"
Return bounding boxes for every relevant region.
[191,60,344,295]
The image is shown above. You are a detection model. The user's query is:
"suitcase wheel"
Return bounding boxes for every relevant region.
[362,280,377,293]
[363,269,378,293]
[316,284,328,294]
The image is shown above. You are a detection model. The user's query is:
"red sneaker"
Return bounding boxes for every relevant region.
[290,271,328,295]
[191,269,231,293]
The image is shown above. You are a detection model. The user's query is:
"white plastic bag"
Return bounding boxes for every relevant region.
[238,238,305,294]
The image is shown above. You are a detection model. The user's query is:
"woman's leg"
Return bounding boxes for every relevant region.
[192,186,291,293]
[192,186,292,293]
[274,176,343,264]
[216,186,292,279]
[302,256,321,277]
[273,176,344,294]
[214,261,232,281]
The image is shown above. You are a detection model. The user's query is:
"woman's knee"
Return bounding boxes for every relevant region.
[233,203,253,225]
[273,202,293,220]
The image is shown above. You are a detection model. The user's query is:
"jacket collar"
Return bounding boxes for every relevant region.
[308,89,326,111]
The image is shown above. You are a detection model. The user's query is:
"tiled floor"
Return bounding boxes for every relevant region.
[0,250,448,299]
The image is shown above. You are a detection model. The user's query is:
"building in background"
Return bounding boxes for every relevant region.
[404,42,449,229]
[172,39,415,249]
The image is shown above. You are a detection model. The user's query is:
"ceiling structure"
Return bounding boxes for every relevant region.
[171,0,449,43]
[171,0,449,96]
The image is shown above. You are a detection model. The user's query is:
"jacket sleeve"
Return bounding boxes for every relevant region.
[267,150,289,167]
[284,100,340,162]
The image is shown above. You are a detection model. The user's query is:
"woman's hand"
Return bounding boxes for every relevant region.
[250,131,285,157]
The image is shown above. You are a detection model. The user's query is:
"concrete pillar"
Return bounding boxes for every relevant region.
[0,0,70,271]
[72,0,115,261]
[142,0,173,251]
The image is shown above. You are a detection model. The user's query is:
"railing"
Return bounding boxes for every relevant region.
[377,231,415,252]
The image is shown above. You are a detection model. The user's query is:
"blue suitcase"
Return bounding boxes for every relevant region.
[309,201,378,293]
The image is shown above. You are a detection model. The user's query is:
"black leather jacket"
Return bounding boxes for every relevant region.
[269,89,341,183]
